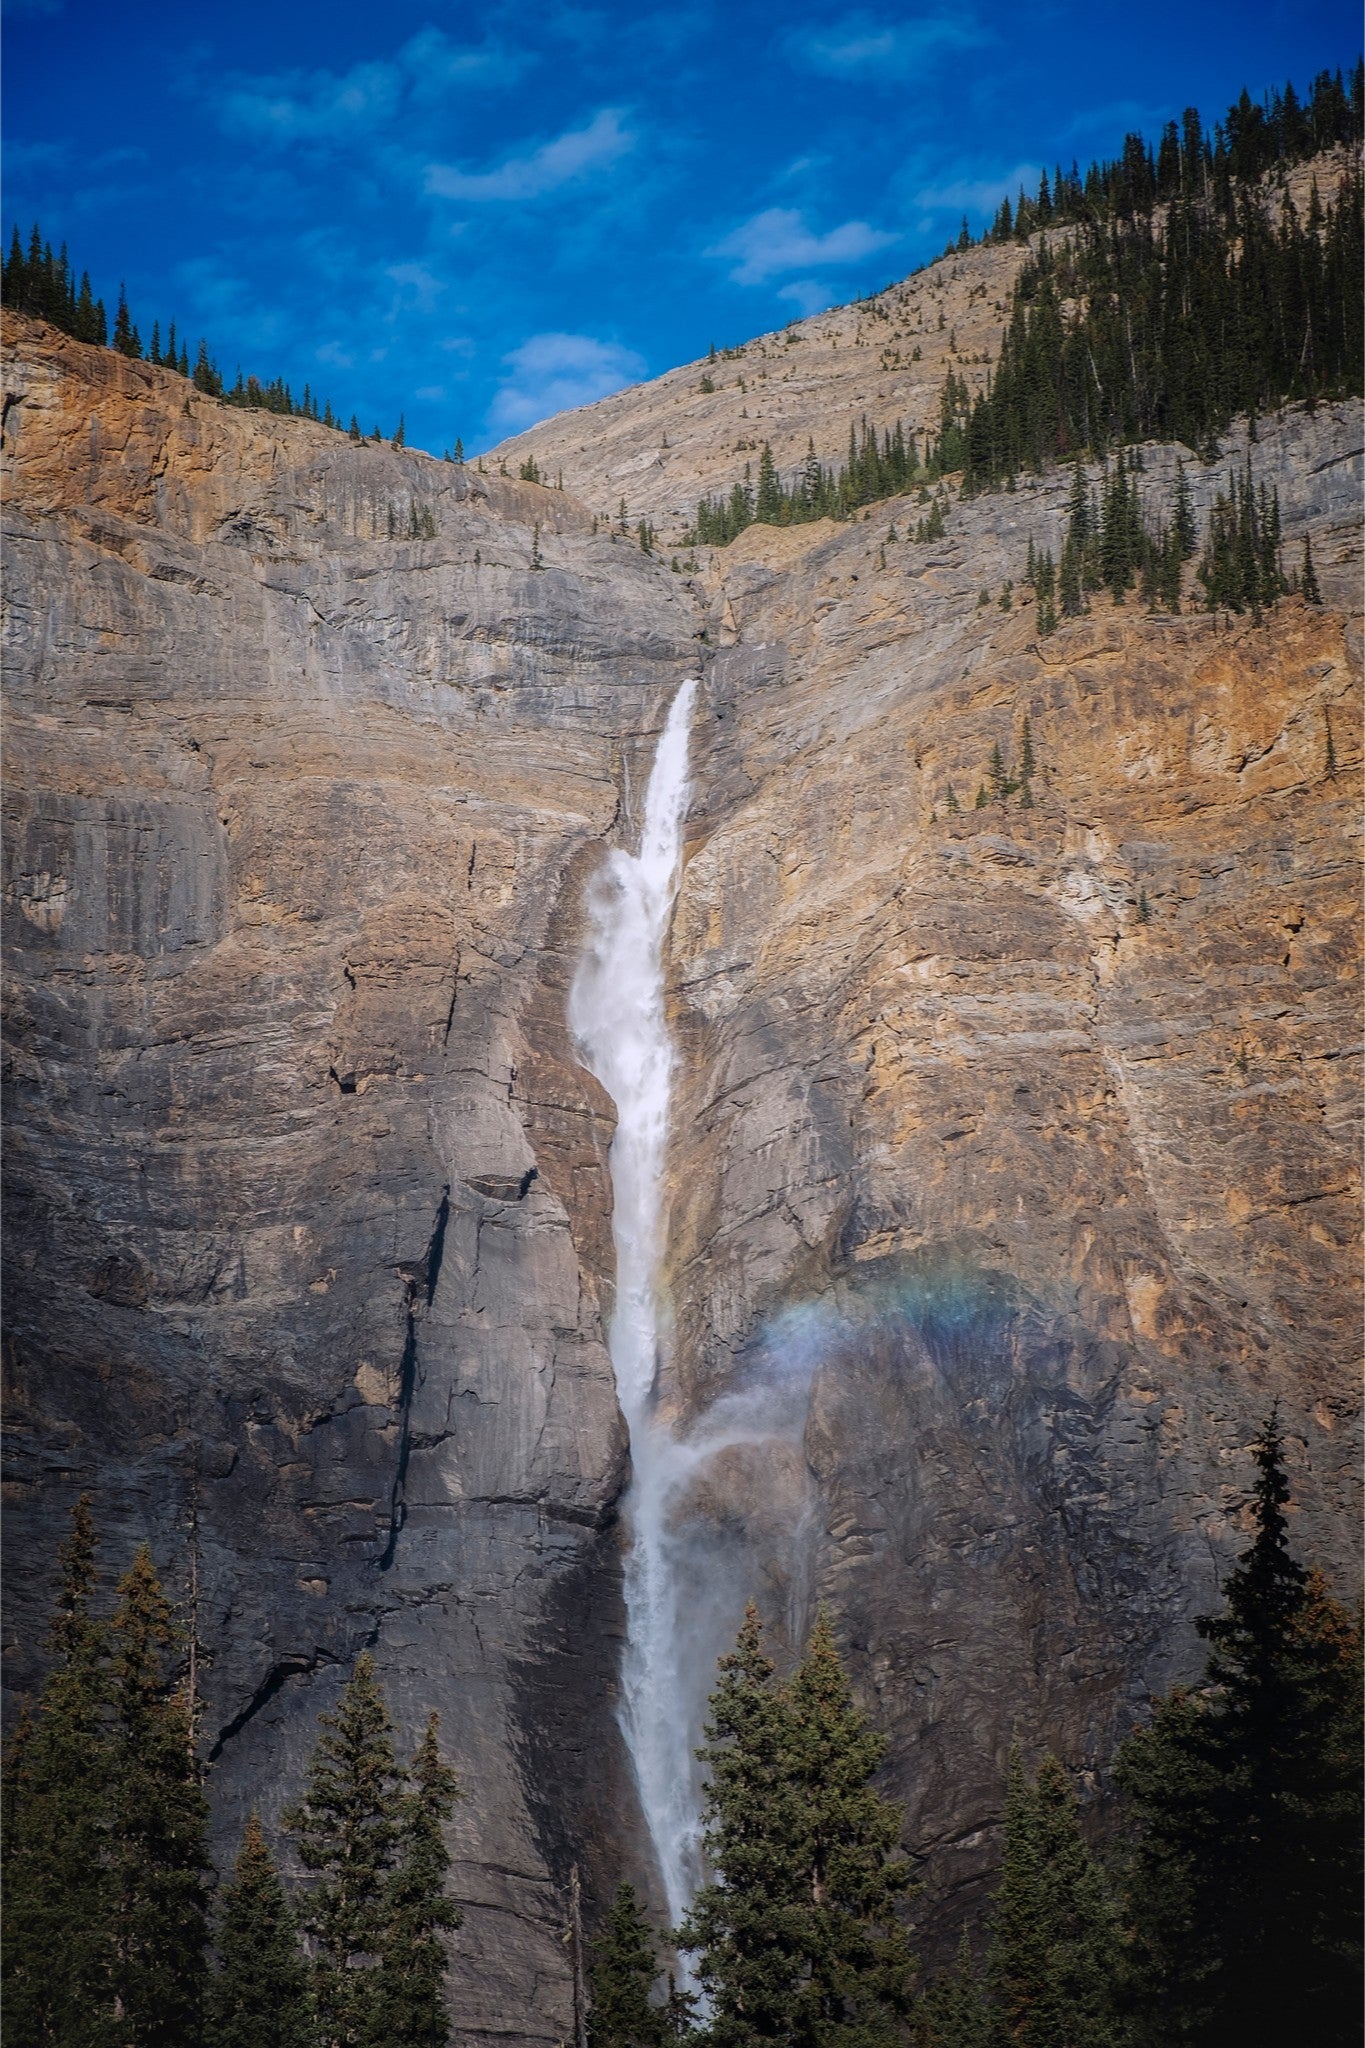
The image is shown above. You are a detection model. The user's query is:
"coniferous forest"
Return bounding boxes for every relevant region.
[686,65,1362,546]
[4,1419,1359,2046]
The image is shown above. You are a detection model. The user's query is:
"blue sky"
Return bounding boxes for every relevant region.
[4,0,1358,454]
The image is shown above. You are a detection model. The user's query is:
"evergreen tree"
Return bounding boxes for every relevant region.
[1301,535,1322,602]
[286,1653,404,2048]
[1116,1411,1364,2047]
[587,1884,666,2048]
[112,284,141,358]
[107,1544,212,2048]
[679,1606,917,2046]
[913,1931,993,2048]
[987,1748,1125,2048]
[371,1714,462,2048]
[207,1814,316,2048]
[678,1605,806,2043]
[1,1495,117,2048]
[784,1612,918,2042]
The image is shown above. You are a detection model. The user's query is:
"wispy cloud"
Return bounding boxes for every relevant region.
[489,331,646,432]
[426,108,634,203]
[708,206,896,286]
[217,31,527,146]
[913,162,1043,215]
[787,10,985,81]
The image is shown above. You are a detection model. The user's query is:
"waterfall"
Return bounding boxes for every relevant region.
[568,678,703,1928]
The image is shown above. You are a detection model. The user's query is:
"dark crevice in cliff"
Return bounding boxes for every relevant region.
[207,1648,338,1761]
[378,1186,451,1571]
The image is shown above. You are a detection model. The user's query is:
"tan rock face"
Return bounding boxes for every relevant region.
[3,297,1361,2027]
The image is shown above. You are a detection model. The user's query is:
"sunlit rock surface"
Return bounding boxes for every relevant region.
[3,294,1360,2037]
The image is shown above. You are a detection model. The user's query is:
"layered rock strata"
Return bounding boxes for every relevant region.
[3,303,1361,2035]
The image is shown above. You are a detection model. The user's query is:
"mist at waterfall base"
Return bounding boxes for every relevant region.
[568,680,822,1935]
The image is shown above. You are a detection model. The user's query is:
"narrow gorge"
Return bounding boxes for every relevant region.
[3,243,1361,2042]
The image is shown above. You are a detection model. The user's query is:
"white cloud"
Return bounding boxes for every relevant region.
[217,32,526,145]
[914,163,1042,215]
[777,278,836,316]
[489,331,646,431]
[788,11,984,80]
[425,108,634,203]
[709,207,896,286]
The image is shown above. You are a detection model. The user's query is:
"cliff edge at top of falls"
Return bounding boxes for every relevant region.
[3,281,1363,2047]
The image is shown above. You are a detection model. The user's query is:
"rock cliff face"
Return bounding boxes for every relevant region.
[3,296,1361,2041]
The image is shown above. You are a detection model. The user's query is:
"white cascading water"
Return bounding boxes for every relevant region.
[568,678,704,1927]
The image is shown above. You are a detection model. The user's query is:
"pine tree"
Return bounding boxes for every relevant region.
[784,1611,918,2041]
[677,1605,806,2043]
[371,1714,461,2048]
[286,1653,404,2048]
[1116,1411,1364,2046]
[679,1606,916,2046]
[913,1930,993,2048]
[112,284,141,358]
[1301,535,1322,602]
[587,1884,666,2048]
[986,1749,1124,2048]
[207,1814,315,2048]
[107,1543,212,2048]
[1,1495,118,2048]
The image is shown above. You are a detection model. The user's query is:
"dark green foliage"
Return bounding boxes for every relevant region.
[107,1544,212,2048]
[1195,458,1287,616]
[1115,1411,1364,2046]
[986,1751,1126,2048]
[679,1606,917,2046]
[691,418,921,544]
[3,221,349,429]
[370,1715,462,2048]
[1,1495,117,2048]
[587,1884,667,2048]
[207,1815,316,2048]
[946,69,1363,493]
[286,1653,404,2048]
[913,1932,993,2048]
[1301,535,1322,602]
[2,223,107,341]
[112,283,142,358]
[192,338,223,396]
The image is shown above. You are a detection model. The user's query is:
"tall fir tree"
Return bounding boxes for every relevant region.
[1115,1410,1363,2047]
[678,1605,808,2044]
[587,1884,667,2048]
[207,1814,316,2048]
[785,1612,918,2044]
[679,1605,917,2047]
[107,1543,212,2048]
[913,1931,993,2048]
[286,1653,404,2048]
[1,1495,117,2048]
[370,1713,462,2048]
